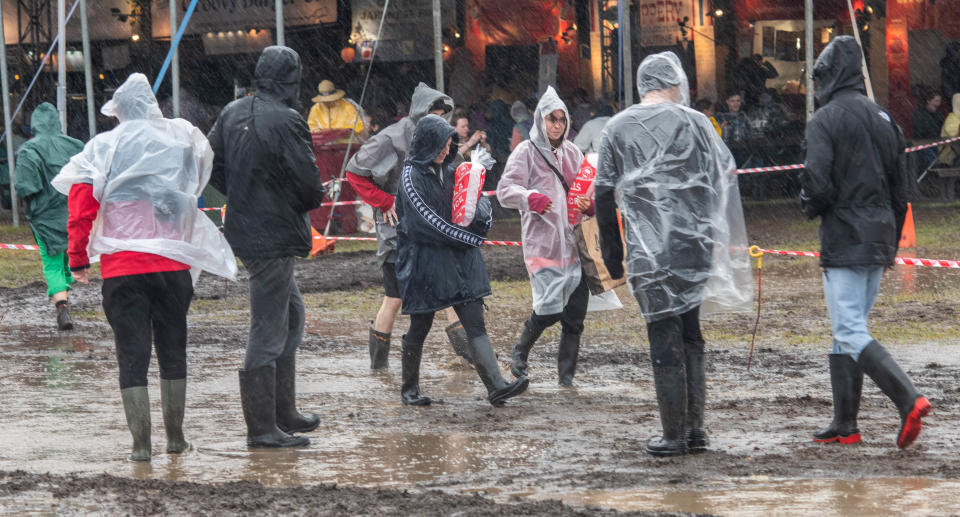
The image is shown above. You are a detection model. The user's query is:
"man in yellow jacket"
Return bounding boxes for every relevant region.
[307,80,364,134]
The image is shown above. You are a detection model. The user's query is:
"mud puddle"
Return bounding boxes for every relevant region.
[516,477,960,515]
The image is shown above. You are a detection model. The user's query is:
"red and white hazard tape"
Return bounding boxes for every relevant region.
[905,135,960,153]
[736,163,806,175]
[758,248,960,268]
[315,236,521,246]
[0,243,39,251]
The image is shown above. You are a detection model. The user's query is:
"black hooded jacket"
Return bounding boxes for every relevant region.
[208,46,325,259]
[395,115,493,314]
[800,36,908,267]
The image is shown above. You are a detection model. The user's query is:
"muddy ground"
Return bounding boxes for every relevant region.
[1,203,959,515]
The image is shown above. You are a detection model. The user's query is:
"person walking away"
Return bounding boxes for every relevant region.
[573,104,614,153]
[509,100,533,152]
[939,93,960,167]
[801,36,931,449]
[595,52,753,456]
[208,46,325,448]
[307,80,364,134]
[346,83,474,369]
[14,102,83,330]
[498,86,590,387]
[52,73,238,461]
[395,114,529,406]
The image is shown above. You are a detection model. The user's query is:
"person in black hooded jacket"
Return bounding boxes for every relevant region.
[395,114,528,407]
[208,46,326,449]
[801,36,930,450]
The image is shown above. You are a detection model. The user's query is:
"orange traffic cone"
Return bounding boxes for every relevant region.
[310,226,335,258]
[899,202,916,249]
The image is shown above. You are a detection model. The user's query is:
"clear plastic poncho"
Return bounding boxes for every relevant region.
[52,73,237,281]
[498,86,585,315]
[596,52,752,321]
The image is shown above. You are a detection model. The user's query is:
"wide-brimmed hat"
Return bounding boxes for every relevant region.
[312,80,345,103]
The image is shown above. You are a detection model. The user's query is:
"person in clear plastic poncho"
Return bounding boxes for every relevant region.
[595,52,752,457]
[498,86,590,387]
[52,73,237,462]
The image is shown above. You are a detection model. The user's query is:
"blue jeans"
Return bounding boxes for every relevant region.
[822,266,883,360]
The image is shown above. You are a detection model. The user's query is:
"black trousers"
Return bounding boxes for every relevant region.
[243,257,305,370]
[102,270,193,389]
[528,274,590,336]
[646,306,704,367]
[407,300,486,344]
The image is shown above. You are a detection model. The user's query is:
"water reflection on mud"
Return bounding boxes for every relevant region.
[518,477,960,516]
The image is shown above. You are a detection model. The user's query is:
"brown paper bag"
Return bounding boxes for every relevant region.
[574,216,626,295]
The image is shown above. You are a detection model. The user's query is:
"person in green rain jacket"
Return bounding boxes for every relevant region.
[14,102,84,330]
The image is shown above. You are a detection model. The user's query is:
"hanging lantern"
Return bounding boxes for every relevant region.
[340,47,356,63]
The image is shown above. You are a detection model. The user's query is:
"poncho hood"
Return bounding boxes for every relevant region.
[101,73,163,122]
[529,86,570,154]
[813,36,866,106]
[407,114,457,168]
[255,46,302,108]
[636,51,690,106]
[410,82,454,124]
[30,102,62,136]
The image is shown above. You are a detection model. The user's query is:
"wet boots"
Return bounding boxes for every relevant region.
[684,346,708,452]
[276,355,320,433]
[645,366,688,457]
[401,336,432,406]
[239,365,310,448]
[813,354,863,444]
[56,300,73,331]
[445,321,474,365]
[120,386,151,461]
[369,326,390,369]
[471,335,529,406]
[557,332,580,387]
[160,379,191,453]
[510,320,544,378]
[857,341,932,449]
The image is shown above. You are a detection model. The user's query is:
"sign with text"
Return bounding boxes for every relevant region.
[351,0,454,61]
[639,0,694,47]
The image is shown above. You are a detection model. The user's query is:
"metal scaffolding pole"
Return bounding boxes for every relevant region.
[81,0,95,136]
[433,0,443,92]
[620,0,633,106]
[805,0,814,120]
[275,0,284,46]
[1,6,21,226]
[57,0,66,131]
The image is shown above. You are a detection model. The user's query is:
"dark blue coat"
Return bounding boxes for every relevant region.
[396,115,493,314]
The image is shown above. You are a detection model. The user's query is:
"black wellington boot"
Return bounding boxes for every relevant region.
[813,354,863,444]
[858,341,932,449]
[510,320,544,378]
[369,326,391,369]
[557,332,580,387]
[239,365,310,448]
[471,334,529,406]
[445,321,474,365]
[56,301,74,331]
[160,379,191,453]
[684,347,709,452]
[401,336,432,406]
[645,366,688,457]
[276,355,320,433]
[120,386,151,461]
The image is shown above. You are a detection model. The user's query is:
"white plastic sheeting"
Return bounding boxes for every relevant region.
[596,52,752,322]
[52,73,237,281]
